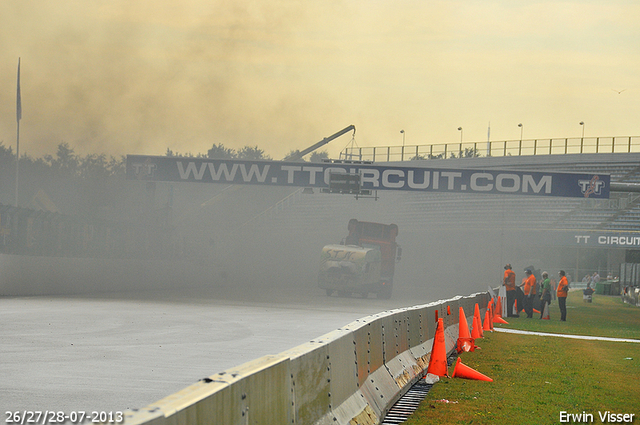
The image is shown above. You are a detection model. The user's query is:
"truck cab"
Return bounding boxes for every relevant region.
[319,219,400,299]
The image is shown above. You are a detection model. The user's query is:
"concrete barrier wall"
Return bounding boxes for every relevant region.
[0,253,488,424]
[124,293,490,425]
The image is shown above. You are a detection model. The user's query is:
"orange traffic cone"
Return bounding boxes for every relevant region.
[474,303,483,337]
[457,338,474,353]
[495,296,504,318]
[447,305,451,315]
[458,307,471,338]
[483,310,492,331]
[470,316,482,349]
[493,312,509,324]
[541,303,550,320]
[456,307,475,353]
[488,302,494,330]
[487,300,494,329]
[471,315,482,339]
[533,308,541,314]
[426,318,448,377]
[451,357,493,382]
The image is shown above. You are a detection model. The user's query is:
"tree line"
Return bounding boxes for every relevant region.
[0,141,329,214]
[0,141,329,181]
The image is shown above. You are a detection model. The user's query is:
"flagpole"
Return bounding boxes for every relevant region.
[16,58,21,207]
[16,120,20,207]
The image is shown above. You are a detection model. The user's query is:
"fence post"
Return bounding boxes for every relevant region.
[518,140,522,156]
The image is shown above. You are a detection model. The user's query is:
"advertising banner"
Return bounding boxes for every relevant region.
[567,232,640,248]
[126,155,610,199]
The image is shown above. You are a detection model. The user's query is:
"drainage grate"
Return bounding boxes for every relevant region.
[381,380,434,424]
[381,355,456,424]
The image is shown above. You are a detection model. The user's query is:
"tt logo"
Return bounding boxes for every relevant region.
[132,161,157,179]
[578,176,605,197]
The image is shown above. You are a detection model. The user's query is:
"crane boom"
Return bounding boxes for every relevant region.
[288,125,355,160]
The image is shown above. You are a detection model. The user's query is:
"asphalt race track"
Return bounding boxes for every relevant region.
[1,285,436,414]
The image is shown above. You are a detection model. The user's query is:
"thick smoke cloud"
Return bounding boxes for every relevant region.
[0,1,358,158]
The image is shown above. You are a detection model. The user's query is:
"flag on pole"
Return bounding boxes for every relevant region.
[16,58,22,122]
[17,58,22,122]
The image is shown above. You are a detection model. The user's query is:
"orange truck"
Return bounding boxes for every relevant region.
[319,219,401,299]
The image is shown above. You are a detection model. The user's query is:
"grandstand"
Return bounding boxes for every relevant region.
[250,152,640,233]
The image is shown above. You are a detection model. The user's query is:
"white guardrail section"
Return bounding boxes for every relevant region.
[123,292,490,425]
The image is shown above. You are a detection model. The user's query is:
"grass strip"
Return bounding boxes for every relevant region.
[494,291,640,339]
[405,291,640,425]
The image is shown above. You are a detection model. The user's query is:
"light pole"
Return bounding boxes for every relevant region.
[400,130,405,161]
[579,121,585,153]
[517,123,523,156]
[518,123,523,141]
[579,121,585,138]
[457,127,463,158]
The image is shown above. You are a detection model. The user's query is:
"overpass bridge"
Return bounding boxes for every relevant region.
[340,135,640,162]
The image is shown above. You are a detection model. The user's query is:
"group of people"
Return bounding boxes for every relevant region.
[582,272,600,287]
[502,264,569,321]
[581,272,599,299]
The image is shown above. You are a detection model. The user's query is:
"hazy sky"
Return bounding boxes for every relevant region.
[1,0,639,160]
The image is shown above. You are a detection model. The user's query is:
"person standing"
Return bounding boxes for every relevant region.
[539,271,552,319]
[557,270,569,321]
[521,269,537,318]
[503,264,518,317]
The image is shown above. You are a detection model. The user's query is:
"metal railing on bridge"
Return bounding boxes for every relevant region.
[340,136,640,162]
